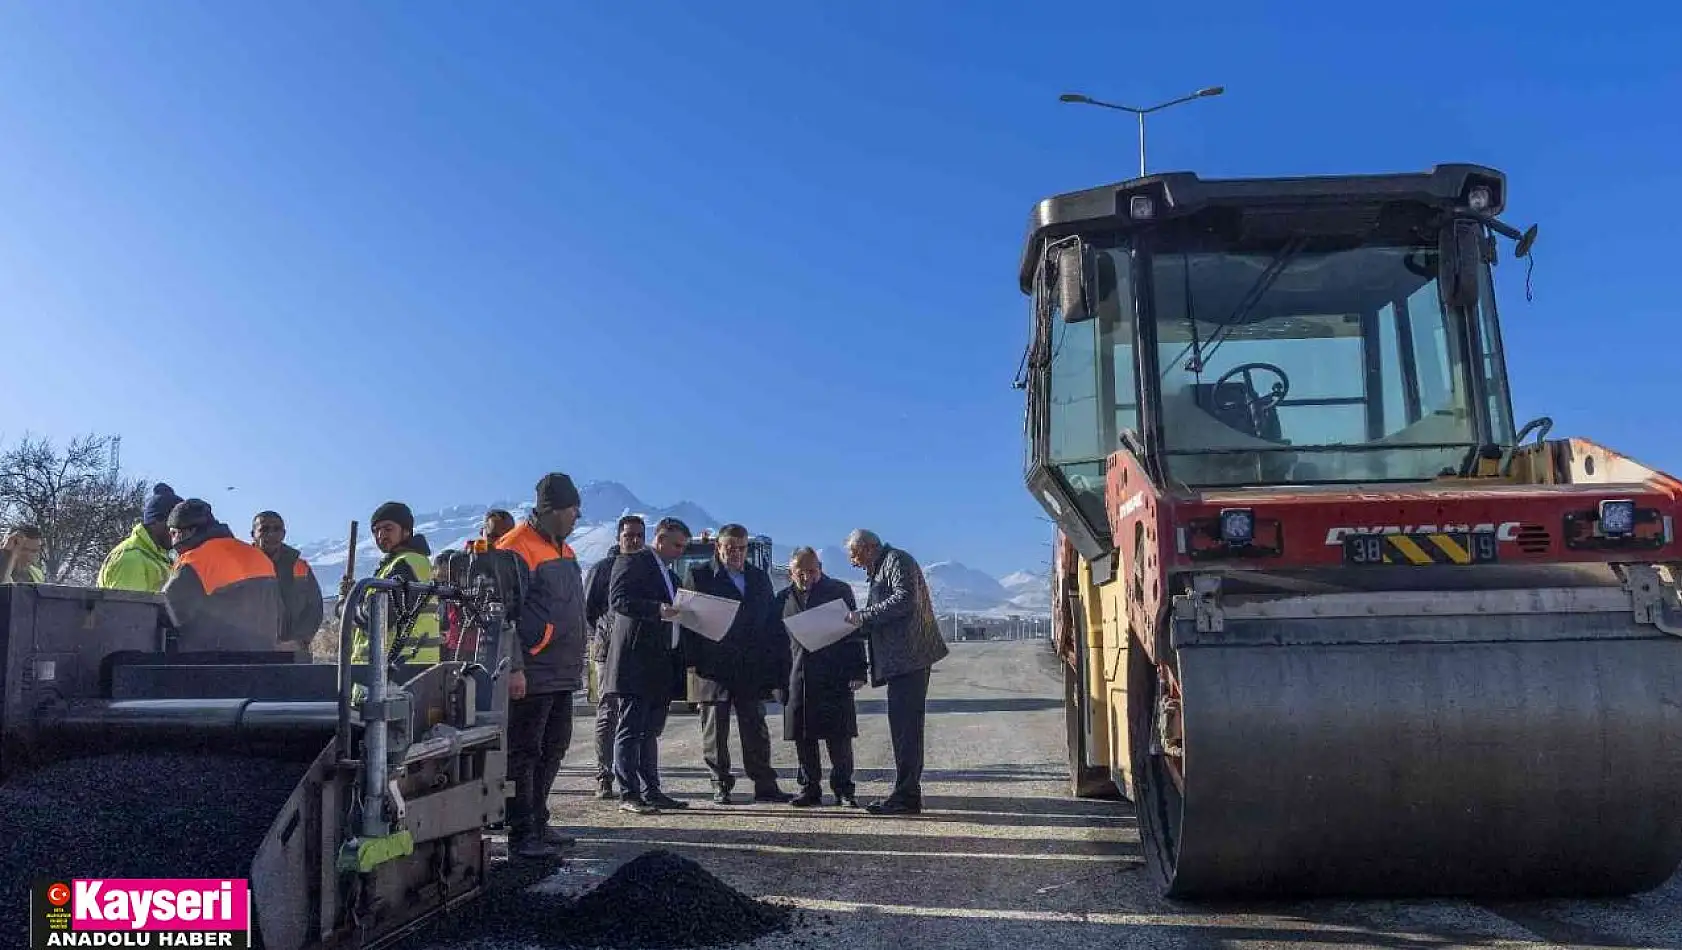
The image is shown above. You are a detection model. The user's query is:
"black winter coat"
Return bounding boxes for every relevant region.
[583,552,620,663]
[601,548,686,701]
[266,543,325,649]
[682,559,784,703]
[778,576,866,742]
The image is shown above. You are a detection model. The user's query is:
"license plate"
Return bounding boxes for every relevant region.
[1342,531,1498,566]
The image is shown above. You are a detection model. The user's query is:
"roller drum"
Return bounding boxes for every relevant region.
[1149,597,1682,898]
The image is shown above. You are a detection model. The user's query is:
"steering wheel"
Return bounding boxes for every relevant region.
[1211,361,1291,432]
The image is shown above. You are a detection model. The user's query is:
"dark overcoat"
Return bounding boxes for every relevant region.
[601,548,686,701]
[778,575,866,742]
[682,558,783,703]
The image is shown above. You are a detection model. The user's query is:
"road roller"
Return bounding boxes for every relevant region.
[0,562,522,947]
[1016,163,1682,898]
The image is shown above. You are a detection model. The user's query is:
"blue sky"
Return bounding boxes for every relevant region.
[2,3,1679,576]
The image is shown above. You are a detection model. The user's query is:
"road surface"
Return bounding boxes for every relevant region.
[470,640,1682,950]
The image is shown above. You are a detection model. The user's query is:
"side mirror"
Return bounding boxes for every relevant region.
[1515,224,1538,260]
[1054,243,1092,323]
[1438,219,1482,310]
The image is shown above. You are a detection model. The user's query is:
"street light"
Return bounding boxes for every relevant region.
[1059,85,1224,178]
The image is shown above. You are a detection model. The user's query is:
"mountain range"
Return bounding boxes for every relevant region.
[294,480,1049,619]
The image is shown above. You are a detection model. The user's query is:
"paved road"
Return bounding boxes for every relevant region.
[474,640,1682,950]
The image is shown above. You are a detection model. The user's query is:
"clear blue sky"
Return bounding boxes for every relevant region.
[2,3,1679,576]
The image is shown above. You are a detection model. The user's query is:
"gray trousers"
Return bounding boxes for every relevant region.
[699,692,779,794]
[593,657,617,783]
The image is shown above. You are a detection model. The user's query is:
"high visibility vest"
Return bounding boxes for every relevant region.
[351,550,442,666]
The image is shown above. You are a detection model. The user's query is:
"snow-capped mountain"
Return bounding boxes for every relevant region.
[295,481,723,582]
[923,562,1010,612]
[296,481,1048,617]
[999,569,1054,615]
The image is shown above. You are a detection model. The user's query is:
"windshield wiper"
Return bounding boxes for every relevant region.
[1185,235,1308,373]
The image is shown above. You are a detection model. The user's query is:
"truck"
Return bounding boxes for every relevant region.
[1017,163,1682,898]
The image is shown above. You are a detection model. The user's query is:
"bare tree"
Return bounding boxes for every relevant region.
[0,434,148,583]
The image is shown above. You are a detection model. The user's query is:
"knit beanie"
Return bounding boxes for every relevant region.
[166,498,215,532]
[534,473,581,514]
[142,483,185,525]
[371,501,414,534]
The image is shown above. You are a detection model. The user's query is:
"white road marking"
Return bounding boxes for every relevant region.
[569,836,1135,863]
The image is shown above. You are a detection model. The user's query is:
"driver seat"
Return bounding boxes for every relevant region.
[1195,381,1284,442]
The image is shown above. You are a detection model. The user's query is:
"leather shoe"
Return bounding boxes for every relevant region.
[646,792,689,810]
[790,791,823,808]
[865,799,921,816]
[753,789,795,804]
[511,837,559,859]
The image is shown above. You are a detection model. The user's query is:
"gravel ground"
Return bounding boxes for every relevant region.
[414,640,1682,950]
[9,642,1679,950]
[392,850,800,949]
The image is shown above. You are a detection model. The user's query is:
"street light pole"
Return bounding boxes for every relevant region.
[1059,85,1225,178]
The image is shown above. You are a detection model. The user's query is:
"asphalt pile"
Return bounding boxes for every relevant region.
[0,751,305,937]
[397,849,799,949]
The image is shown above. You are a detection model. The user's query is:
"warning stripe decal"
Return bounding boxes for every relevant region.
[1380,533,1473,564]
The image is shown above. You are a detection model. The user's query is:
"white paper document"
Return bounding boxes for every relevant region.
[673,589,740,642]
[781,599,860,652]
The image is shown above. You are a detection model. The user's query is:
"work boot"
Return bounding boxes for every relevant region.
[511,836,559,860]
[541,826,576,848]
[753,788,795,804]
[790,790,823,808]
[595,778,615,800]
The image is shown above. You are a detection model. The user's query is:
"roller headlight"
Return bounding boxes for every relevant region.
[1599,499,1636,537]
[1219,508,1254,546]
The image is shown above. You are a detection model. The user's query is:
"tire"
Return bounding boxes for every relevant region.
[1065,617,1120,800]
[1129,631,1185,893]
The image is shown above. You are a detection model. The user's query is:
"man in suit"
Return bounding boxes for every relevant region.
[683,523,792,804]
[584,513,646,799]
[777,546,867,807]
[603,516,693,815]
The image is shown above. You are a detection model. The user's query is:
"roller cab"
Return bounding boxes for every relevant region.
[1017,164,1682,897]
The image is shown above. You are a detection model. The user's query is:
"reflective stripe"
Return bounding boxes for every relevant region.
[529,622,555,656]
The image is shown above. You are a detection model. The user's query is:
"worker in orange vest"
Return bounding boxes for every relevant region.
[465,509,516,554]
[162,499,284,653]
[495,474,588,859]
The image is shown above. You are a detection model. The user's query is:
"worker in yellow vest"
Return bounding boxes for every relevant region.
[346,501,442,667]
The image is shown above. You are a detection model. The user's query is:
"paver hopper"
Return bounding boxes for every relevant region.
[1,566,520,947]
[1016,163,1682,897]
